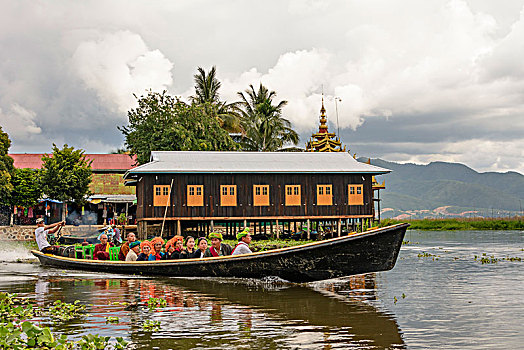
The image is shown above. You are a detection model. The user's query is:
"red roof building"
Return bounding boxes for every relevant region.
[9,153,137,173]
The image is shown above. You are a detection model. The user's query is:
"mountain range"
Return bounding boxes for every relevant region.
[359,158,524,219]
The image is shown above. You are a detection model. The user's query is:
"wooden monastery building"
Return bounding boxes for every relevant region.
[124,151,390,239]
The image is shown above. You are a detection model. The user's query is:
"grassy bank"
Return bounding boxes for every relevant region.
[379,217,524,231]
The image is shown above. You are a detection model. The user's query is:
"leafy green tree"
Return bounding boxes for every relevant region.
[0,126,15,205]
[10,168,42,208]
[120,90,238,165]
[41,144,92,220]
[191,66,242,133]
[237,83,299,151]
[110,147,129,154]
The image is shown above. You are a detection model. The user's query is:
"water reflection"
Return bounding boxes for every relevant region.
[1,265,404,349]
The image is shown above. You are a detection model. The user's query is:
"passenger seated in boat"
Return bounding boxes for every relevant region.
[194,237,208,258]
[204,232,232,257]
[137,241,152,261]
[163,243,177,260]
[163,238,182,260]
[118,232,136,261]
[180,236,196,258]
[34,218,65,254]
[149,238,165,261]
[232,228,253,256]
[126,241,141,261]
[93,234,114,260]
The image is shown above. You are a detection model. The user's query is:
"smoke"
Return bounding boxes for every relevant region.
[67,210,98,226]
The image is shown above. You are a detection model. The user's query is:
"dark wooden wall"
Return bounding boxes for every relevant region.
[136,173,373,220]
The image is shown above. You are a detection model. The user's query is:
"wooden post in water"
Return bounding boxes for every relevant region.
[210,220,214,232]
[275,219,279,239]
[307,219,310,240]
[337,219,341,237]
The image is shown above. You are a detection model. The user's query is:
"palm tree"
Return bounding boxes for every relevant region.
[191,66,242,133]
[237,83,299,151]
[192,66,221,105]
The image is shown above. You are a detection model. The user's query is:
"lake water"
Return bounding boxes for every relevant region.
[0,230,522,349]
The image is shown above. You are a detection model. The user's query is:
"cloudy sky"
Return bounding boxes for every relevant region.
[1,0,523,173]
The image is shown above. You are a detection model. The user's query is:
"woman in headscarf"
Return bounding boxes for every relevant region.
[163,237,181,259]
[148,237,165,260]
[137,241,153,261]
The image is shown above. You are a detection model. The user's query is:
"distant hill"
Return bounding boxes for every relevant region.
[358,158,524,219]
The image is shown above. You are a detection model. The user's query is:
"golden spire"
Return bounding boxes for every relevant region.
[305,94,347,152]
[319,95,328,133]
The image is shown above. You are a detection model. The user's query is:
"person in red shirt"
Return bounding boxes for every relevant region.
[93,234,113,260]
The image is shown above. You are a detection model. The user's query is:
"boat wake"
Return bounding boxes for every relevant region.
[0,242,36,262]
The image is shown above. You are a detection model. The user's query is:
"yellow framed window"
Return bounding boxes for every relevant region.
[348,184,364,205]
[187,185,204,206]
[285,185,301,206]
[153,185,170,207]
[317,184,333,205]
[253,185,269,206]
[220,185,237,206]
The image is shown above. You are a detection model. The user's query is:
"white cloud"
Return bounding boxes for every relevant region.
[0,104,41,139]
[1,0,524,173]
[72,30,174,113]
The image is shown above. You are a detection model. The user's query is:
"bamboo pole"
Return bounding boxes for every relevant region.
[160,178,174,238]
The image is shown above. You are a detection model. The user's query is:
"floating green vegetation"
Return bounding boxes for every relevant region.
[474,254,522,264]
[142,320,161,332]
[109,301,129,307]
[402,240,419,245]
[417,252,438,258]
[0,292,128,349]
[106,316,120,324]
[379,217,524,231]
[76,334,127,350]
[49,300,88,322]
[147,298,167,309]
[393,293,407,305]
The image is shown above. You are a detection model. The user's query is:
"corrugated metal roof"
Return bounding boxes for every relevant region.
[125,151,390,177]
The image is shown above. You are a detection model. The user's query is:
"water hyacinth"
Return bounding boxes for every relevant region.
[0,292,128,349]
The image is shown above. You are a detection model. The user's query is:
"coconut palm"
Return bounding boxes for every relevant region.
[237,83,299,151]
[191,66,242,133]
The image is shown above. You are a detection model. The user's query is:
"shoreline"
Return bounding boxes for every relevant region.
[379,217,524,231]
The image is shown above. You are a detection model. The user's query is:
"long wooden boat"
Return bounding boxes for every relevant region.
[31,223,408,283]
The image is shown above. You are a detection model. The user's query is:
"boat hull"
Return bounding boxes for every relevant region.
[32,223,408,282]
